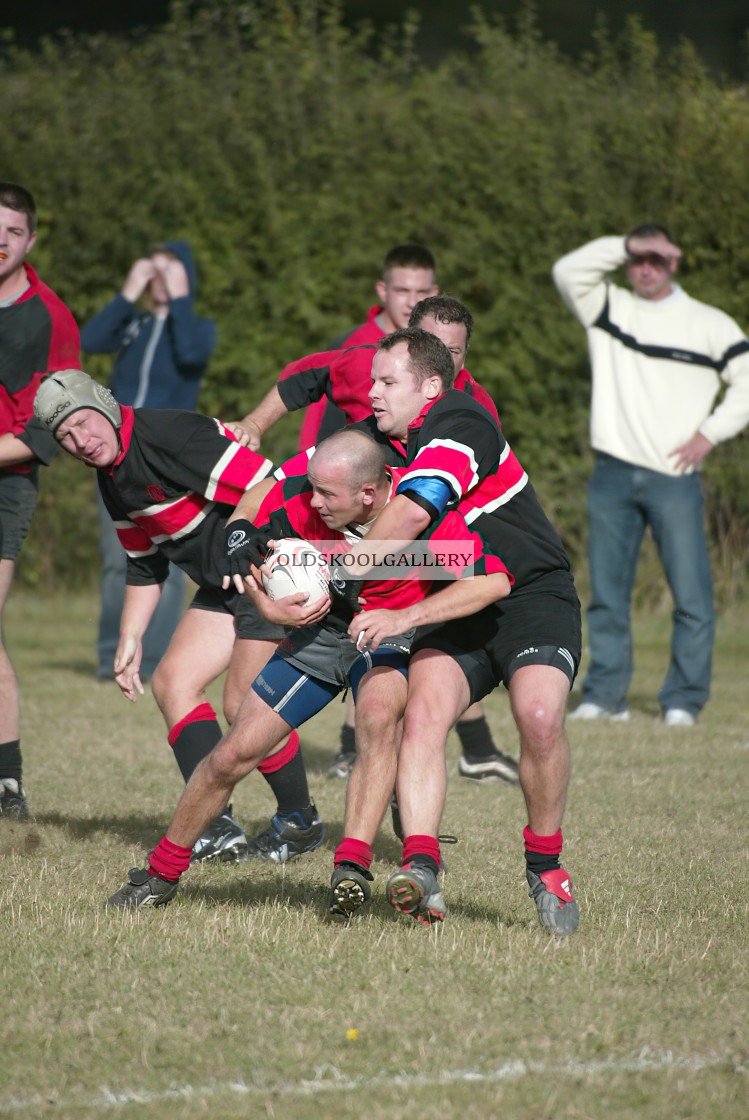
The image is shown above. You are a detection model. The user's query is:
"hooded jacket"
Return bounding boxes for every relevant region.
[81,240,216,411]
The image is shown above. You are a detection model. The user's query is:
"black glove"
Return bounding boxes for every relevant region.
[328,554,364,607]
[223,519,269,583]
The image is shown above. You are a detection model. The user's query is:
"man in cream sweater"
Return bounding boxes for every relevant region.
[553,224,749,726]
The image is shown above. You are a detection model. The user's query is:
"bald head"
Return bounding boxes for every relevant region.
[310,429,388,491]
[307,430,390,529]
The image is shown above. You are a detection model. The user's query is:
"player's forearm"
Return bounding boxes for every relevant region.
[345,495,433,574]
[227,478,276,526]
[238,385,288,438]
[0,433,37,467]
[403,571,511,629]
[119,583,163,641]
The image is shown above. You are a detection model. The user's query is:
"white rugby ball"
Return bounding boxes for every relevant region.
[261,538,331,605]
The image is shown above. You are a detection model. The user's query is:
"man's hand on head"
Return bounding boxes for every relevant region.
[625,233,682,267]
[161,258,190,299]
[121,258,156,302]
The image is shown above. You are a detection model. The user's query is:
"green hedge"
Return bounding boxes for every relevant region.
[2,2,747,600]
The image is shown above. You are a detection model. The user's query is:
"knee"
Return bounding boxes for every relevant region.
[515,699,564,755]
[400,694,452,752]
[150,659,173,711]
[222,687,242,727]
[355,704,397,757]
[204,735,248,786]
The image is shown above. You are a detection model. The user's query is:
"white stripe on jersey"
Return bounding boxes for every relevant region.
[463,471,529,523]
[124,544,159,558]
[400,465,463,499]
[204,441,271,500]
[147,502,215,544]
[275,447,314,481]
[414,437,480,493]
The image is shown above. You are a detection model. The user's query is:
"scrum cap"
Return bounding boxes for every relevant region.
[33,370,122,433]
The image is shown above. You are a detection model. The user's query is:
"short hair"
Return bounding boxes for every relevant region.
[0,181,38,234]
[627,222,676,245]
[378,327,456,391]
[311,428,388,491]
[409,295,474,347]
[150,244,177,260]
[382,243,436,280]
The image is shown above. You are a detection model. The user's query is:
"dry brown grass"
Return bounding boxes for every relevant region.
[1,592,747,1119]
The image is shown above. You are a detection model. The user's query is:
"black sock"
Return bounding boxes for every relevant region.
[171,720,223,783]
[339,722,356,757]
[525,848,561,875]
[340,860,374,881]
[262,747,311,815]
[0,740,22,784]
[456,715,496,760]
[410,854,440,877]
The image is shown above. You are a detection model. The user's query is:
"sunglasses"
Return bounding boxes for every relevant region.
[627,253,671,269]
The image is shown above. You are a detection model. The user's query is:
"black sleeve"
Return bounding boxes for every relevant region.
[17,418,59,465]
[276,362,332,411]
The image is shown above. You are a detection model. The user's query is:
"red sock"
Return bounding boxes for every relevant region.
[148,836,193,882]
[402,834,440,872]
[168,703,222,783]
[523,826,563,856]
[334,837,373,871]
[523,826,563,874]
[258,730,299,774]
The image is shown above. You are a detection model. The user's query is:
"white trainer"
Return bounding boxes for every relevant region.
[568,702,629,722]
[664,708,695,728]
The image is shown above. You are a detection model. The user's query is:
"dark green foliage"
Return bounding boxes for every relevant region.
[2,2,747,599]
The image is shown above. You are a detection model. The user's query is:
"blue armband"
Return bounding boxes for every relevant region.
[396,476,453,518]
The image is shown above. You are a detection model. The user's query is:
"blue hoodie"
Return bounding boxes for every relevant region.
[81,240,216,411]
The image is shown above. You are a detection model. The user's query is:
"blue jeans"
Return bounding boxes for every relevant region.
[583,454,715,716]
[97,491,185,679]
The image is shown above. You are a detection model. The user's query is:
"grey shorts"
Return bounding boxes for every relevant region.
[189,585,285,642]
[0,468,39,561]
[275,622,414,688]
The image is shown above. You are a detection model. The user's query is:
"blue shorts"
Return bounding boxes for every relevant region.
[250,638,410,728]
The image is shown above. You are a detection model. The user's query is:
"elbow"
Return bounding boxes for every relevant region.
[551,260,567,292]
[407,505,432,536]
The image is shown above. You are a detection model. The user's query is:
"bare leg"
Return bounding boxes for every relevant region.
[165,689,294,849]
[342,667,407,844]
[0,560,19,745]
[223,637,279,725]
[509,665,570,834]
[151,608,236,729]
[396,649,470,838]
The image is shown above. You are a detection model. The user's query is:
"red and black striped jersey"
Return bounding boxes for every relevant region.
[255,467,511,626]
[396,391,572,587]
[296,308,385,450]
[273,392,571,590]
[277,343,500,426]
[0,263,80,473]
[98,406,273,588]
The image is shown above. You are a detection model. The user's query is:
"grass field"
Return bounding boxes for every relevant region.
[1,591,747,1119]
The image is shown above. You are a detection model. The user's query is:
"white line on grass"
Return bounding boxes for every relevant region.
[0,1048,743,1113]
